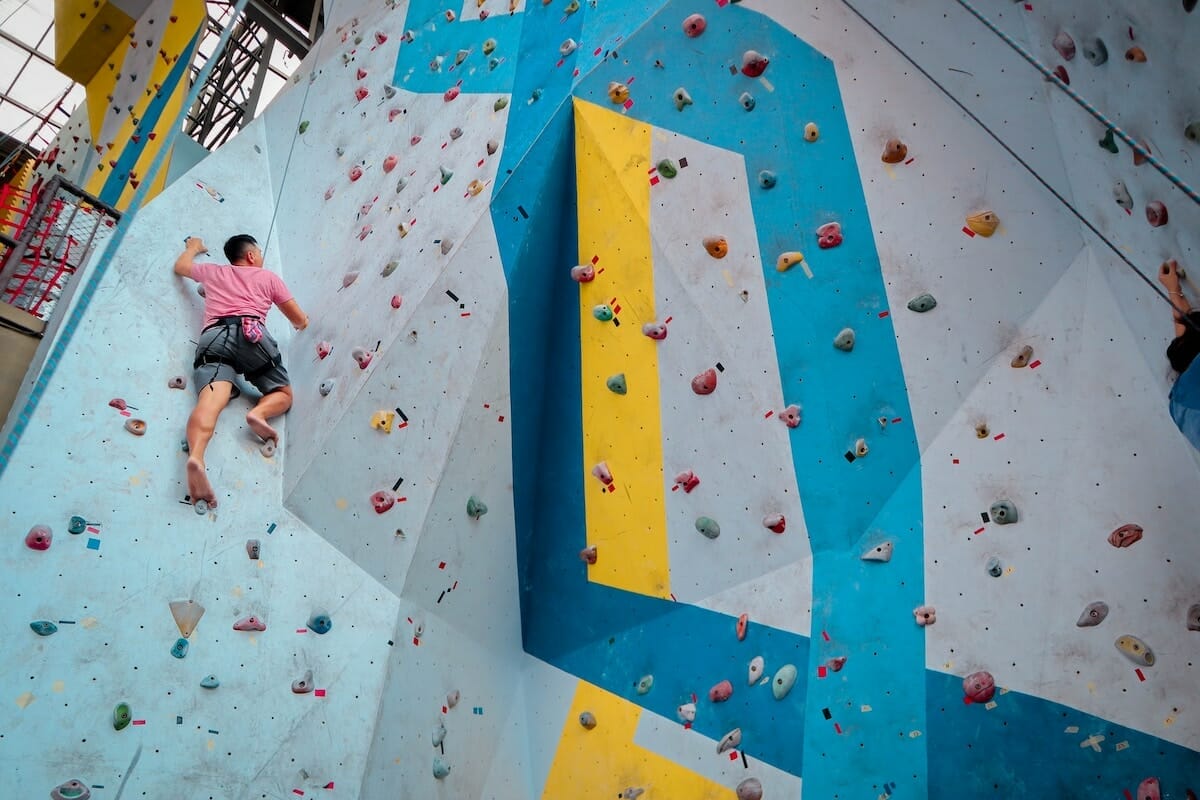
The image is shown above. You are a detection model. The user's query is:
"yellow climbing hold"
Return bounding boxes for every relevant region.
[371,410,396,433]
[776,251,804,272]
[607,82,630,104]
[966,211,999,237]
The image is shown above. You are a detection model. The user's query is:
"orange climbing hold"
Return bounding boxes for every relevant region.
[1125,46,1147,62]
[881,139,908,164]
[736,613,749,641]
[703,236,728,258]
[965,211,999,237]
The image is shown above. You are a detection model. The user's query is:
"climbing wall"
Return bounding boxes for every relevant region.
[3,0,1200,798]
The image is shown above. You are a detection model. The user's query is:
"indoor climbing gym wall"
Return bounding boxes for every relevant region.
[2,0,1200,798]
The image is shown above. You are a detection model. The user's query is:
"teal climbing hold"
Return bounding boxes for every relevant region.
[30,620,58,636]
[757,170,777,189]
[113,702,132,731]
[308,613,333,635]
[1099,128,1119,154]
[439,166,453,185]
[68,515,87,534]
[467,495,488,520]
[606,374,628,394]
[1082,37,1107,65]
[636,674,654,695]
[50,779,90,800]
[200,675,220,689]
[907,293,937,313]
[772,664,797,699]
[990,500,1018,525]
[593,304,614,322]
[657,159,678,179]
[696,516,721,539]
[170,637,189,659]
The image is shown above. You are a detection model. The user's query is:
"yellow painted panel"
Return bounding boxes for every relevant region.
[574,99,670,600]
[84,37,129,143]
[54,0,136,83]
[542,681,735,799]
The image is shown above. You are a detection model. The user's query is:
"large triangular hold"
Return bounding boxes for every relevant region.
[169,600,205,638]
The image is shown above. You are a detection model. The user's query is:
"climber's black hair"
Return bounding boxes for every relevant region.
[224,234,258,264]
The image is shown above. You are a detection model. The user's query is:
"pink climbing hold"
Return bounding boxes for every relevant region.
[816,221,843,249]
[349,165,363,182]
[374,31,387,44]
[741,50,769,77]
[410,135,422,146]
[1052,31,1076,61]
[352,347,373,369]
[316,341,332,359]
[391,295,403,309]
[371,490,396,514]
[233,615,267,632]
[962,670,995,704]
[682,13,706,37]
[1146,201,1168,227]
[383,154,398,173]
[1109,523,1143,548]
[388,109,402,122]
[580,546,597,565]
[591,461,613,486]
[691,368,718,395]
[570,264,595,282]
[709,679,733,702]
[763,513,786,534]
[914,605,937,626]
[779,404,802,428]
[354,86,369,102]
[1138,777,1162,800]
[109,398,128,411]
[642,322,668,340]
[25,524,52,551]
[356,67,367,80]
[674,469,700,493]
[827,656,847,672]
[444,86,460,102]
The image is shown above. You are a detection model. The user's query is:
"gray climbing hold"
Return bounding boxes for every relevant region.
[432,720,446,747]
[989,500,1018,524]
[432,756,451,779]
[739,92,756,111]
[1113,180,1133,210]
[861,540,893,562]
[1186,602,1200,632]
[676,702,696,723]
[260,439,276,458]
[1082,37,1108,65]
[748,655,764,684]
[673,87,693,111]
[622,789,644,800]
[194,499,209,515]
[1076,601,1109,628]
[319,380,336,397]
[170,637,189,659]
[441,238,454,255]
[758,170,777,189]
[579,711,597,729]
[1186,122,1200,143]
[907,293,937,313]
[833,327,855,351]
[467,495,488,520]
[30,620,58,636]
[717,727,742,753]
[486,140,499,155]
[695,516,721,539]
[341,270,359,288]
[439,166,453,185]
[1114,634,1154,667]
[446,689,460,708]
[606,374,628,394]
[50,780,90,800]
[246,539,260,559]
[736,778,764,800]
[772,664,797,699]
[636,675,653,695]
[985,556,1003,577]
[292,669,315,693]
[395,176,408,193]
[449,126,463,140]
[200,675,220,689]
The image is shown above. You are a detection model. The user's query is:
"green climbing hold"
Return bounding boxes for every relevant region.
[593,304,614,322]
[1082,37,1108,66]
[636,675,654,695]
[467,495,488,520]
[907,293,937,313]
[1099,128,1119,154]
[170,637,189,659]
[200,675,220,689]
[696,516,721,539]
[772,664,798,700]
[68,515,87,534]
[494,97,509,112]
[30,620,58,636]
[488,57,501,71]
[606,374,628,395]
[439,166,453,185]
[113,702,132,731]
[298,120,309,134]
[657,159,678,179]
[482,38,497,56]
[382,260,399,277]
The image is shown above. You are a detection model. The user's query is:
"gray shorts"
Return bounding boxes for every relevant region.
[193,319,290,397]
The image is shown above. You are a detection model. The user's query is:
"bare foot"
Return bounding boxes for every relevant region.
[245,411,278,444]
[186,457,218,508]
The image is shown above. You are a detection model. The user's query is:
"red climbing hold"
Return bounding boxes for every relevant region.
[591,462,614,486]
[374,31,387,45]
[349,165,363,182]
[691,368,717,395]
[356,68,367,80]
[570,264,595,282]
[1052,64,1070,85]
[736,613,749,641]
[371,491,396,514]
[383,155,398,173]
[709,680,733,702]
[25,525,52,551]
[316,341,332,359]
[1109,523,1143,548]
[642,322,668,340]
[779,404,802,428]
[444,86,460,102]
[354,86,369,102]
[1146,201,1168,227]
[682,13,706,37]
[109,398,128,411]
[1138,777,1162,800]
[827,656,847,672]
[962,671,995,704]
[233,615,267,632]
[391,295,403,309]
[352,347,373,369]
[741,50,769,78]
[580,546,597,565]
[763,513,786,534]
[674,470,700,493]
[816,222,843,249]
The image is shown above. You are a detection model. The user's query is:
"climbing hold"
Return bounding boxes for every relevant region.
[168,375,186,389]
[1138,778,1162,800]
[482,38,496,55]
[370,409,396,433]
[742,50,769,77]
[233,615,266,632]
[827,656,847,672]
[1109,523,1143,548]
[1052,65,1070,85]
[169,600,205,638]
[68,516,87,535]
[882,138,908,163]
[673,87,693,111]
[1125,46,1147,62]
[776,251,804,272]
[579,711,597,729]
[606,374,627,394]
[1114,634,1155,667]
[308,613,332,635]
[682,13,706,37]
[341,271,359,290]
[833,327,855,351]
[854,438,869,457]
[438,165,454,185]
[1082,37,1108,65]
[907,293,937,313]
[198,674,220,690]
[642,322,668,340]
[696,516,721,539]
[1099,128,1119,154]
[351,347,373,369]
[292,669,314,693]
[113,702,132,730]
[449,127,463,141]
[692,368,718,395]
[737,778,764,800]
[382,154,398,173]
[962,671,996,704]
[593,304,614,322]
[674,470,700,493]
[965,211,999,237]
[779,404,802,428]
[717,728,742,753]
[748,655,764,684]
[51,780,90,800]
[447,689,460,708]
[677,702,696,723]
[563,0,579,13]
[30,620,57,636]
[25,525,52,550]
[1076,601,1109,628]
[493,96,508,112]
[738,92,756,111]
[736,613,750,641]
[319,380,335,397]
[758,170,777,189]
[395,175,408,193]
[560,38,577,56]
[440,239,454,255]
[1186,603,1200,631]
[432,756,451,780]
[803,122,819,142]
[914,606,937,626]
[657,159,678,179]
[1146,201,1168,227]
[1186,122,1200,142]
[709,679,734,702]
[391,295,403,309]
[170,637,189,659]
[703,236,729,258]
[246,539,260,560]
[636,675,654,695]
[772,664,797,700]
[316,340,331,359]
[816,221,843,248]
[467,495,488,520]
[579,546,597,565]
[989,500,1018,525]
[763,513,786,534]
[124,418,146,436]
[432,720,447,748]
[1011,345,1034,368]
[353,86,369,102]
[591,462,613,486]
[862,540,894,562]
[109,398,128,411]
[1113,180,1133,210]
[489,58,501,71]
[349,165,363,182]
[467,180,484,197]
[607,82,630,105]
[1052,31,1076,60]
[570,264,595,282]
[985,556,1003,577]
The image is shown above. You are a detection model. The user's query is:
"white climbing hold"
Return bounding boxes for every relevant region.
[833,327,855,351]
[432,720,446,747]
[717,727,742,753]
[748,655,764,685]
[446,689,461,708]
[861,540,894,562]
[560,38,577,56]
[676,702,696,723]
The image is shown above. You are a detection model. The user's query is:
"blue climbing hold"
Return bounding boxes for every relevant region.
[308,613,333,635]
[170,637,189,659]
[30,620,58,636]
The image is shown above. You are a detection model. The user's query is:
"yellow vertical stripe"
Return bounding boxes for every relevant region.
[574,99,670,599]
[541,680,736,799]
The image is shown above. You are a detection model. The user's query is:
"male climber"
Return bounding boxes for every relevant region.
[174,234,309,509]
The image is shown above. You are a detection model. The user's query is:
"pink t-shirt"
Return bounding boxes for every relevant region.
[191,262,293,329]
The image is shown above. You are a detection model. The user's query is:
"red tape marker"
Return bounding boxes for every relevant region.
[817,666,827,678]
[974,527,985,535]
[993,433,1005,441]
[834,722,842,734]
[1135,669,1145,682]
[962,226,976,237]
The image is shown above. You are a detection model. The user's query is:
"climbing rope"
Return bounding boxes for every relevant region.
[0,0,254,476]
[840,0,1196,326]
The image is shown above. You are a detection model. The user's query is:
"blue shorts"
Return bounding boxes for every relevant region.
[193,319,289,397]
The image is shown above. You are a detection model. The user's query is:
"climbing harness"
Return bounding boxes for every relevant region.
[193,315,281,388]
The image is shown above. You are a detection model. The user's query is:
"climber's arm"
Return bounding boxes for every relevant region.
[1160,260,1190,338]
[278,298,309,331]
[174,237,208,279]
